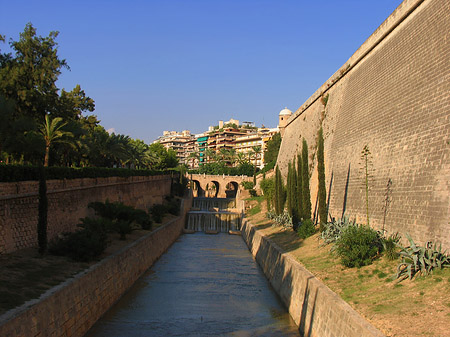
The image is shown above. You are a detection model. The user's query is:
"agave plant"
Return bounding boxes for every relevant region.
[320,216,355,245]
[395,233,450,281]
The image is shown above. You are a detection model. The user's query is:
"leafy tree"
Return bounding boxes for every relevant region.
[0,23,68,122]
[264,132,281,164]
[148,142,178,170]
[317,127,327,231]
[302,139,312,220]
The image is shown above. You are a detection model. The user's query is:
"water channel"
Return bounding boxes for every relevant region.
[86,233,300,336]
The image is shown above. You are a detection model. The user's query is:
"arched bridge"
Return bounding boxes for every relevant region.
[189,174,252,198]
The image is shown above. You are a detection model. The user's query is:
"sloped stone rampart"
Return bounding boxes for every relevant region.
[277,0,450,249]
[241,219,384,337]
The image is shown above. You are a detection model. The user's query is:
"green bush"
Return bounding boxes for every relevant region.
[0,164,167,182]
[297,219,316,239]
[241,181,254,190]
[249,189,257,197]
[165,196,181,216]
[382,232,401,260]
[49,218,108,262]
[334,224,383,268]
[150,204,167,223]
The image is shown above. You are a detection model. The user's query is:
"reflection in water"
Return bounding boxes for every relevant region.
[86,233,300,337]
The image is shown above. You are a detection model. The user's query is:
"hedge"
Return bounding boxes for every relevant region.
[0,165,174,182]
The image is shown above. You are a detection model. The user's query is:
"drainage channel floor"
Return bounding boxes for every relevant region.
[86,233,300,337]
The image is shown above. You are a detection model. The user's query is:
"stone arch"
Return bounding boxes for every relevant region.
[225,181,239,198]
[206,181,220,198]
[191,180,204,197]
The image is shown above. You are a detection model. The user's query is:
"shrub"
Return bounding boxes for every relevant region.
[394,233,450,281]
[334,224,383,268]
[249,189,257,197]
[382,232,401,260]
[49,218,108,262]
[165,196,181,216]
[150,204,167,223]
[297,219,316,239]
[270,210,293,230]
[241,181,254,190]
[260,176,275,211]
[320,216,355,245]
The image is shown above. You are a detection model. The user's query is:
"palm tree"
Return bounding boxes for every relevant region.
[38,114,74,166]
[251,145,262,169]
[188,151,200,169]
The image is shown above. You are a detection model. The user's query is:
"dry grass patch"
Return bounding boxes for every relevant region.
[245,204,450,337]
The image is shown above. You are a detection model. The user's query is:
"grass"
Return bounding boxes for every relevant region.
[245,201,450,337]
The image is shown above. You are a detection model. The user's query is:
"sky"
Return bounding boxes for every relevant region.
[0,0,403,143]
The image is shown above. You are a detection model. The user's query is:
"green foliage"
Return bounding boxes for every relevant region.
[268,210,293,229]
[286,160,299,225]
[241,181,254,190]
[171,173,188,197]
[382,232,401,260]
[301,139,312,220]
[297,219,316,239]
[88,200,152,238]
[320,216,355,245]
[260,176,275,211]
[150,204,168,223]
[249,189,258,197]
[191,161,255,176]
[296,154,303,219]
[258,160,275,175]
[0,164,168,182]
[317,127,327,231]
[264,133,281,164]
[274,166,285,215]
[334,224,383,268]
[164,195,181,216]
[395,233,450,281]
[37,166,48,255]
[48,224,108,262]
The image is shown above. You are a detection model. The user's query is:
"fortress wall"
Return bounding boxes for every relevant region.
[0,175,172,254]
[277,0,450,248]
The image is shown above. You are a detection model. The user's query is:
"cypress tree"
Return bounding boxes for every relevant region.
[297,153,303,219]
[38,166,48,255]
[317,127,327,231]
[287,162,294,218]
[302,139,312,220]
[274,166,285,215]
[291,158,299,227]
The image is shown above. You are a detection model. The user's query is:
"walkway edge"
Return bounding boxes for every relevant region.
[241,218,385,337]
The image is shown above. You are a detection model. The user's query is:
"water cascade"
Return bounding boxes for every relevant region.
[186,197,242,233]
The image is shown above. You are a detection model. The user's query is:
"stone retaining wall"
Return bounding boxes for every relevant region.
[0,195,192,337]
[0,175,172,254]
[241,219,384,337]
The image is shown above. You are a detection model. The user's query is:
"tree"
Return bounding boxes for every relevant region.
[317,127,327,230]
[297,153,303,219]
[37,115,74,166]
[302,139,312,220]
[264,132,281,164]
[0,23,68,122]
[274,166,285,215]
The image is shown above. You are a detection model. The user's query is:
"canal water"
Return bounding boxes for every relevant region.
[86,233,300,336]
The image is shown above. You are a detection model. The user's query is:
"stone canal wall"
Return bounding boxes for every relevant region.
[241,219,384,337]
[0,175,172,254]
[277,0,450,249]
[0,195,192,337]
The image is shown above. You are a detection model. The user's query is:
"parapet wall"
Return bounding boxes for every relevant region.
[0,196,192,337]
[241,219,384,337]
[277,0,450,249]
[0,175,172,254]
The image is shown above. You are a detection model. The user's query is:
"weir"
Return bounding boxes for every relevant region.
[185,197,243,233]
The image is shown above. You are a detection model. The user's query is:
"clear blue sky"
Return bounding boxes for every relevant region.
[1,0,403,143]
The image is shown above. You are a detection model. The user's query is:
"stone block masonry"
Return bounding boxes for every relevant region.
[277,0,450,249]
[0,195,192,337]
[241,219,385,337]
[0,175,172,254]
